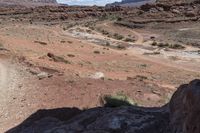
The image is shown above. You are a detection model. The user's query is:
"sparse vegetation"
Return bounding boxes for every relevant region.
[143,51,161,55]
[140,64,148,68]
[124,37,135,42]
[101,29,109,35]
[106,42,110,46]
[47,53,71,64]
[169,44,185,49]
[117,45,126,50]
[60,40,66,43]
[93,50,100,54]
[34,41,47,45]
[0,42,8,51]
[151,41,185,49]
[67,41,73,44]
[67,54,75,58]
[113,33,124,40]
[100,93,137,107]
[135,75,148,81]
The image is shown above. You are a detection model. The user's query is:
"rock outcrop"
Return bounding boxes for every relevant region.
[156,0,200,4]
[0,0,57,6]
[169,79,200,133]
[106,0,155,7]
[7,79,200,133]
[0,0,57,3]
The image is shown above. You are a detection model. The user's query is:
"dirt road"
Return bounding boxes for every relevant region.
[103,22,144,44]
[0,60,8,90]
[0,59,22,132]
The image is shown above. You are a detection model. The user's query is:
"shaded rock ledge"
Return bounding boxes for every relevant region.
[7,79,200,133]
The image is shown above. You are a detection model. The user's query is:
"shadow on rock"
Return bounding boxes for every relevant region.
[6,107,82,133]
[6,79,200,133]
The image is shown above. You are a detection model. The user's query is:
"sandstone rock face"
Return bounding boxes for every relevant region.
[8,106,170,133]
[0,0,57,3]
[7,79,200,133]
[0,0,57,6]
[107,0,155,7]
[156,0,200,4]
[169,79,200,133]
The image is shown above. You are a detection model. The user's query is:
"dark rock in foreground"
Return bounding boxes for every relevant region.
[170,79,200,133]
[7,79,200,133]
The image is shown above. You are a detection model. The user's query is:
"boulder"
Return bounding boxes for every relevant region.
[169,79,200,133]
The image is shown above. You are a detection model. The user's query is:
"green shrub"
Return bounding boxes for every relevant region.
[157,43,169,48]
[106,42,110,46]
[101,30,109,35]
[117,45,126,50]
[151,42,185,49]
[169,44,185,49]
[101,93,137,107]
[151,41,157,46]
[124,38,135,42]
[113,33,124,40]
[94,50,100,54]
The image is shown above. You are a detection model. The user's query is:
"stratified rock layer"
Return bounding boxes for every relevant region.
[0,0,57,3]
[0,0,57,6]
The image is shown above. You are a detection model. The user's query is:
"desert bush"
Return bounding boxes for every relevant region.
[140,64,147,68]
[47,53,71,64]
[67,41,73,44]
[89,26,95,30]
[113,33,124,40]
[151,42,168,47]
[157,43,169,48]
[101,29,109,35]
[124,37,135,42]
[63,27,67,31]
[117,17,122,21]
[86,29,92,33]
[60,40,66,43]
[67,54,75,58]
[135,75,148,81]
[117,45,126,50]
[100,93,137,107]
[106,42,110,46]
[151,41,158,46]
[169,44,185,49]
[94,50,100,54]
[151,42,185,49]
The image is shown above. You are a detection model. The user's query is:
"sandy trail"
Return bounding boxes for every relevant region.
[0,59,22,132]
[0,60,8,90]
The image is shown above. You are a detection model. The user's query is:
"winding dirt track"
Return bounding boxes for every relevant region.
[0,59,21,132]
[93,22,200,73]
[103,22,144,44]
[0,60,8,90]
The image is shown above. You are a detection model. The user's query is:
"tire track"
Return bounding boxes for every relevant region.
[0,60,8,90]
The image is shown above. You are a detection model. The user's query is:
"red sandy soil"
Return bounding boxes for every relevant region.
[0,21,199,132]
